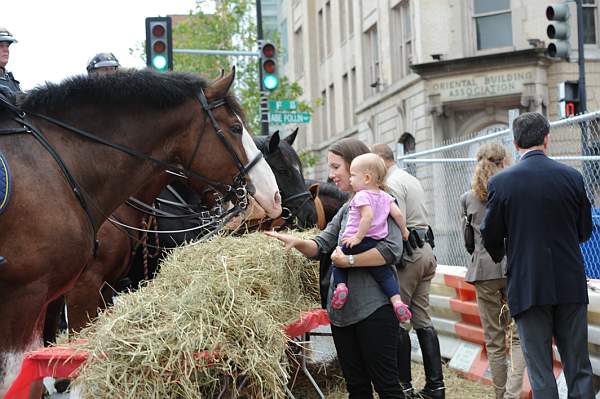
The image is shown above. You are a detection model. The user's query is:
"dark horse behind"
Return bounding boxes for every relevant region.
[0,69,282,395]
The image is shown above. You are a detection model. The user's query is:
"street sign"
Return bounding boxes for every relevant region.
[268,112,311,124]
[268,100,298,111]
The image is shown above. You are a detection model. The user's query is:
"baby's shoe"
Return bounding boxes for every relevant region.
[331,284,349,309]
[394,302,412,322]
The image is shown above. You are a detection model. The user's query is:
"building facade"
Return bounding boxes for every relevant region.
[277,0,600,179]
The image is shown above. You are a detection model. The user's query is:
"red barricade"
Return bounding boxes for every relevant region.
[4,309,330,399]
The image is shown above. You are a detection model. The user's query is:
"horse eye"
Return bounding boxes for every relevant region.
[230,124,243,135]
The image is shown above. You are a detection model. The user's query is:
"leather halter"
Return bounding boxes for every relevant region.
[0,88,262,254]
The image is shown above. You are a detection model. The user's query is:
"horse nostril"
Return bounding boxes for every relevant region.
[274,191,282,205]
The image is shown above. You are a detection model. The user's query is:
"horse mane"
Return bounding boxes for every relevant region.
[19,70,246,122]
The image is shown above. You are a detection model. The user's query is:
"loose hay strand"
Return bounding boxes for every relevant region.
[71,230,320,398]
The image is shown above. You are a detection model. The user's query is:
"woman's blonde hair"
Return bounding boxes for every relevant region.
[472,143,509,202]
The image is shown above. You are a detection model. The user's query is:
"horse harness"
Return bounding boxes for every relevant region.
[0,88,263,256]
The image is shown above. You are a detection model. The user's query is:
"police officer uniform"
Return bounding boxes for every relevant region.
[0,27,20,104]
[386,163,445,399]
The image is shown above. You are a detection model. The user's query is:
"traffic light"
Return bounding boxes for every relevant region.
[546,4,571,59]
[145,17,173,72]
[558,80,579,118]
[259,40,279,91]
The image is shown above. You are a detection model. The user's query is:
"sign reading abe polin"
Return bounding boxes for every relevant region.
[268,112,311,124]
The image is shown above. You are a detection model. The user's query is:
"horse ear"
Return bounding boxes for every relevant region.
[308,183,320,200]
[206,67,235,99]
[210,69,225,84]
[268,131,281,154]
[284,128,299,146]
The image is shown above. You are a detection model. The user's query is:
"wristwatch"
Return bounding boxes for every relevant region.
[347,254,355,267]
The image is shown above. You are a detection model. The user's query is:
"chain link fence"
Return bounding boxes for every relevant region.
[397,111,600,278]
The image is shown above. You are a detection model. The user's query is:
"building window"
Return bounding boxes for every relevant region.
[391,1,413,81]
[326,1,333,56]
[342,73,350,129]
[321,90,328,139]
[294,27,304,77]
[318,9,325,63]
[348,0,354,36]
[583,0,597,44]
[473,0,512,50]
[280,19,288,65]
[351,67,357,124]
[364,25,380,96]
[340,0,347,44]
[329,84,337,136]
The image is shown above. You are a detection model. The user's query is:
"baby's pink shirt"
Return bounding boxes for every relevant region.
[342,189,395,240]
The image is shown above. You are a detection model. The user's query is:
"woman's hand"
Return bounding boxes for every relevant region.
[330,246,349,268]
[264,230,298,250]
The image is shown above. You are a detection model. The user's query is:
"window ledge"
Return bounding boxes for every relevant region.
[355,74,421,114]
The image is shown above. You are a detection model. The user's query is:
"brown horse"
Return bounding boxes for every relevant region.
[59,130,319,334]
[0,69,281,394]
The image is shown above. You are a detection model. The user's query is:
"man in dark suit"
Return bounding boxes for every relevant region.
[481,112,594,399]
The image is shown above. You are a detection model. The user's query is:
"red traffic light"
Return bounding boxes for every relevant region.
[153,40,166,53]
[152,24,165,37]
[263,60,276,74]
[262,43,275,57]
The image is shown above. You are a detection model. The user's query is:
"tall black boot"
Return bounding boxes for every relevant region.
[398,327,414,399]
[415,327,445,399]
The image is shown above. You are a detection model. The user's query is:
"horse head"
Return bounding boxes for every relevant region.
[177,69,282,219]
[254,129,317,229]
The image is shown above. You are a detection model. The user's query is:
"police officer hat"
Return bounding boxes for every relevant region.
[0,27,17,44]
[87,52,120,73]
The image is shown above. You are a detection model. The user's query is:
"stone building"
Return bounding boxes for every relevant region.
[276,0,600,179]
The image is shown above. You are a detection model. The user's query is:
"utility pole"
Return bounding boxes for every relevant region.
[256,0,269,135]
[576,0,587,112]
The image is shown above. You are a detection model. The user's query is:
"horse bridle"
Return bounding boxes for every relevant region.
[279,190,313,222]
[0,88,263,253]
[193,89,264,209]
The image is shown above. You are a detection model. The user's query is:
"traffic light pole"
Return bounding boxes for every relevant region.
[576,0,587,112]
[256,0,269,136]
[576,0,592,200]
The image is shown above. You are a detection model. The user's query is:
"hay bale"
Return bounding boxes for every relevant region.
[71,231,320,398]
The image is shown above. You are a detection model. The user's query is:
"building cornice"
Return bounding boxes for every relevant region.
[410,49,549,80]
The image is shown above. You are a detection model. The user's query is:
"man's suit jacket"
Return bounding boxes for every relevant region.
[481,150,593,317]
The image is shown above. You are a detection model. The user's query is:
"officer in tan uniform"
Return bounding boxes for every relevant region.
[372,143,444,399]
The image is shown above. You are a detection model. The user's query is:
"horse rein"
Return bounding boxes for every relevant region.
[0,88,262,253]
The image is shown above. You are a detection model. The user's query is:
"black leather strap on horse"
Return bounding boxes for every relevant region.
[29,111,237,193]
[126,196,217,220]
[11,115,98,255]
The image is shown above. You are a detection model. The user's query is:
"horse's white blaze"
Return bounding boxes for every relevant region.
[0,342,41,396]
[241,127,282,218]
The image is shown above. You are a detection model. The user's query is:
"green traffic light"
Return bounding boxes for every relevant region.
[152,55,168,71]
[263,74,279,91]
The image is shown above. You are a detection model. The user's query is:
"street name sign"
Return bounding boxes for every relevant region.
[268,100,298,111]
[268,112,311,124]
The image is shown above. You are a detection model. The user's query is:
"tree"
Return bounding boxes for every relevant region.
[167,0,312,134]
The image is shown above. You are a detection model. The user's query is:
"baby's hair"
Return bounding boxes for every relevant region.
[352,153,388,189]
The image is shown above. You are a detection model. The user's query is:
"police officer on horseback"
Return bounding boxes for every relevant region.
[0,27,21,105]
[86,52,120,75]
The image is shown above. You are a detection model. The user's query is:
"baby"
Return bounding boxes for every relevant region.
[331,153,411,322]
